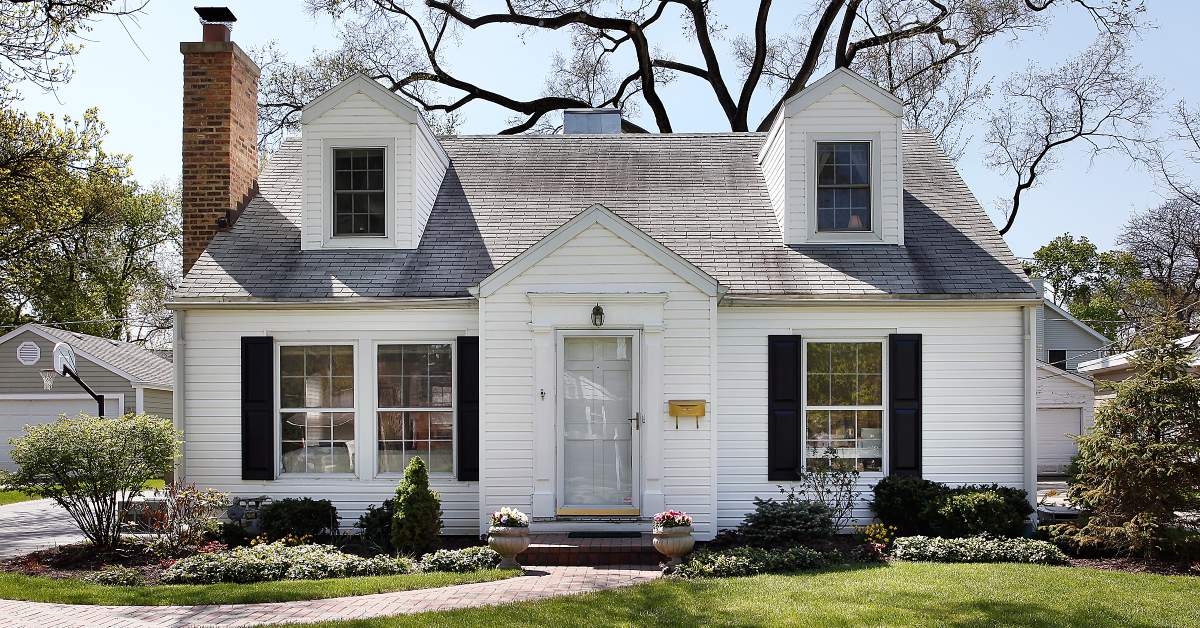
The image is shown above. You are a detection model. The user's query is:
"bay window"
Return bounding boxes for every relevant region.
[377,343,454,474]
[805,340,884,471]
[279,344,356,474]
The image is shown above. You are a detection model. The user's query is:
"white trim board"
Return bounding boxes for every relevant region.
[783,67,904,118]
[474,204,722,298]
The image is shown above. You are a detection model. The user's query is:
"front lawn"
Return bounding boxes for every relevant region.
[0,490,37,506]
[0,569,515,606]
[298,562,1200,627]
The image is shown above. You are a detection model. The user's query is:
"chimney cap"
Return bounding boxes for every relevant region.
[195,6,237,23]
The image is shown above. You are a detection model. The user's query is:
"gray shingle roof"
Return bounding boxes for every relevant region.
[34,324,174,388]
[176,131,1034,300]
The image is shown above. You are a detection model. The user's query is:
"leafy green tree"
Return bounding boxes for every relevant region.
[0,107,180,343]
[1029,233,1146,340]
[1071,319,1200,557]
[390,456,442,555]
[0,413,180,550]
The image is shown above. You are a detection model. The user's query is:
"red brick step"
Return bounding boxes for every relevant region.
[521,533,663,566]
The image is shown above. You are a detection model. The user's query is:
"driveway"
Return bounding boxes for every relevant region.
[0,498,83,559]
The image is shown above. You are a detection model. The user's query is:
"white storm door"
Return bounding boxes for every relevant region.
[558,332,640,512]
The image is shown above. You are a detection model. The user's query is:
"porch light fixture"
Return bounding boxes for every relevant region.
[591,304,605,327]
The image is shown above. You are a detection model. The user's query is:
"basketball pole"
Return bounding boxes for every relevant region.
[61,364,106,417]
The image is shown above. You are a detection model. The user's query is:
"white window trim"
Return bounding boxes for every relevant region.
[801,337,889,477]
[274,341,360,479]
[807,132,884,244]
[371,340,457,480]
[322,138,398,249]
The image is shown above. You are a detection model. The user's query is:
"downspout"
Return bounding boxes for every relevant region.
[1023,304,1038,530]
[172,310,187,483]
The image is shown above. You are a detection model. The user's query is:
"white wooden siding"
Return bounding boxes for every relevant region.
[758,116,787,238]
[715,305,1027,531]
[480,223,715,534]
[783,85,903,244]
[179,307,480,533]
[302,92,415,250]
[412,123,449,245]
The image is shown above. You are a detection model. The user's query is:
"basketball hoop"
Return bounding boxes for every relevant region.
[40,368,57,390]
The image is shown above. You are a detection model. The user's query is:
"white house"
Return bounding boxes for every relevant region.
[170,16,1040,539]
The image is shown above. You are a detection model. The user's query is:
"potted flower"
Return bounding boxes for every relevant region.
[486,507,530,568]
[651,510,694,567]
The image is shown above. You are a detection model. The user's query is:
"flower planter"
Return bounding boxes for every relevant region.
[652,524,695,567]
[487,525,530,569]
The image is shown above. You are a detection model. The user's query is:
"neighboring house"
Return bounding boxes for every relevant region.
[169,14,1041,539]
[1079,333,1200,404]
[1032,280,1109,475]
[0,323,174,471]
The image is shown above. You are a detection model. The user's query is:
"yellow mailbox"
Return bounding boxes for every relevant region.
[668,400,706,428]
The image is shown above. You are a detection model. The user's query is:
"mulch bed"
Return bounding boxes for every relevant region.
[0,541,174,583]
[1068,556,1200,577]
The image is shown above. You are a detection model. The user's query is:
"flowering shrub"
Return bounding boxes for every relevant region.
[139,482,229,557]
[858,522,898,549]
[653,510,693,530]
[418,546,502,572]
[489,507,530,528]
[161,541,414,584]
[251,533,311,547]
[90,565,144,586]
[891,535,1068,565]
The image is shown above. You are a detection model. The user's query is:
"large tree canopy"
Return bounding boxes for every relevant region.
[0,107,179,344]
[260,2,1135,135]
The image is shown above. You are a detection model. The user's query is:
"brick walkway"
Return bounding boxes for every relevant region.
[0,565,660,627]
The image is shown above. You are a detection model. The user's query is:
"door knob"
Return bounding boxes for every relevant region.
[629,413,641,430]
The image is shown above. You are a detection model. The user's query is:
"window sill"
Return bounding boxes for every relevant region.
[375,472,458,481]
[275,472,360,480]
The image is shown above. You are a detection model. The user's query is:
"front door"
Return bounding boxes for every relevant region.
[557,332,639,515]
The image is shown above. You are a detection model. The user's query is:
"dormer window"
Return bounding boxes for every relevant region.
[333,147,386,236]
[816,141,871,232]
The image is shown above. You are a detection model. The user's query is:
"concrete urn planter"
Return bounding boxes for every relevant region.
[487,525,530,568]
[652,525,695,567]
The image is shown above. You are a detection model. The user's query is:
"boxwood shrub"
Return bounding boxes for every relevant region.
[872,476,1032,537]
[891,535,1068,565]
[260,498,340,540]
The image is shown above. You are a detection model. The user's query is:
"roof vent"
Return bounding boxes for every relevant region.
[563,108,622,134]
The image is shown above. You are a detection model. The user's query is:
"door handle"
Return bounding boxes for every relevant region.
[629,413,641,430]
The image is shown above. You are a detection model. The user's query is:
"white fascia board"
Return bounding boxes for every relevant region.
[1036,361,1094,388]
[475,203,722,298]
[783,67,904,118]
[1043,299,1111,344]
[301,74,419,124]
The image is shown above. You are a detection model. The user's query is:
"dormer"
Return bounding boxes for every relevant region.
[300,75,449,251]
[758,67,905,245]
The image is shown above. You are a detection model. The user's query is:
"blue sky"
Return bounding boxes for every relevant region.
[16,1,1200,258]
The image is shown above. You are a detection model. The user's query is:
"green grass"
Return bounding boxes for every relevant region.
[298,562,1200,628]
[0,570,516,606]
[0,479,166,506]
[0,490,37,506]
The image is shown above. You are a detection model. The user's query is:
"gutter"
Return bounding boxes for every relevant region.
[1023,304,1038,529]
[167,296,478,310]
[172,310,186,483]
[721,294,1043,307]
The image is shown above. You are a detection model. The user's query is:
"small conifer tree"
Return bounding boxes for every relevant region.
[390,456,442,555]
[1071,318,1200,557]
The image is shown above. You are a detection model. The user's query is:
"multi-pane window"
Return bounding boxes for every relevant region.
[805,341,884,472]
[332,147,385,236]
[280,345,355,474]
[377,344,453,474]
[815,142,871,232]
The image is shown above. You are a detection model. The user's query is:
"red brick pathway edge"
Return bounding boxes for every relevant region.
[0,565,661,628]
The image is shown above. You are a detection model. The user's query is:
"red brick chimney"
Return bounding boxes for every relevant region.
[180,7,259,274]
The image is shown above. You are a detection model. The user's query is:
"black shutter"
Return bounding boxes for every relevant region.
[889,334,922,477]
[241,336,275,481]
[767,335,804,481]
[456,336,480,481]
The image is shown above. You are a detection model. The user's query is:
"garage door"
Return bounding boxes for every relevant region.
[1038,407,1084,476]
[0,397,123,471]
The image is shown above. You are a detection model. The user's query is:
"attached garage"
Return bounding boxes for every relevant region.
[0,323,173,471]
[0,395,124,471]
[1035,363,1096,476]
